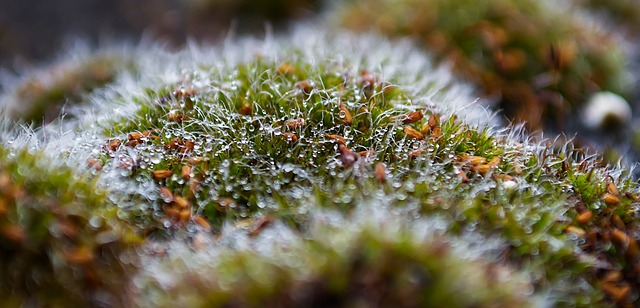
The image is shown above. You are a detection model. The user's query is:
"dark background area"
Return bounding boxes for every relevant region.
[0,0,320,69]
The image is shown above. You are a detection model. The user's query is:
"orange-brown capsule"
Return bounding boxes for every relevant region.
[294,80,312,93]
[474,164,492,175]
[164,206,180,219]
[428,113,440,129]
[402,110,424,124]
[420,123,431,135]
[487,157,502,167]
[64,246,94,264]
[168,111,183,123]
[180,140,195,154]
[403,126,424,140]
[174,196,189,209]
[456,170,469,183]
[611,229,630,247]
[375,163,387,182]
[358,150,375,158]
[576,211,593,224]
[182,165,192,180]
[493,174,514,181]
[565,226,586,237]
[285,118,306,130]
[1,225,25,243]
[108,139,121,151]
[409,147,425,159]
[0,199,7,216]
[612,214,625,230]
[601,282,631,304]
[173,86,197,98]
[431,127,442,138]
[325,134,346,144]
[461,155,487,166]
[338,144,359,168]
[238,104,253,115]
[249,216,272,236]
[603,193,620,206]
[128,132,143,142]
[193,216,211,232]
[125,139,139,148]
[606,182,620,197]
[284,132,298,143]
[277,63,295,75]
[178,208,191,222]
[152,170,173,180]
[86,158,102,171]
[339,100,353,126]
[159,187,174,202]
[361,70,378,88]
[189,157,203,164]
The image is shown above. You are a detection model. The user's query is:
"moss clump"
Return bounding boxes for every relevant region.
[1,28,638,305]
[334,0,631,130]
[81,31,639,305]
[2,53,132,126]
[0,145,141,307]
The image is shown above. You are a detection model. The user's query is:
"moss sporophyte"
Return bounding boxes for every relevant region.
[0,28,639,306]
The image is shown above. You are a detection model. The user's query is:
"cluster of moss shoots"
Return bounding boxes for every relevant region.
[1,43,639,306]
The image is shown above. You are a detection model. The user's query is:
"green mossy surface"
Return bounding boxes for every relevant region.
[5,54,132,126]
[0,146,141,307]
[0,21,638,306]
[95,52,638,305]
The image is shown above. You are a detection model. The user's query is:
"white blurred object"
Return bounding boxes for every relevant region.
[582,91,632,129]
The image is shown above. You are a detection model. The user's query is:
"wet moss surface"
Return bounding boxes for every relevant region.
[0,28,638,306]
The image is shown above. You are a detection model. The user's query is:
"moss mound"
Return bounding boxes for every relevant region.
[0,27,638,306]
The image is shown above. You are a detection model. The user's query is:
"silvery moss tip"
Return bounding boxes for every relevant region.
[334,0,633,131]
[2,27,639,306]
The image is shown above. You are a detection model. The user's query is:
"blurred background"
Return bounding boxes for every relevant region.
[0,0,321,68]
[2,0,640,169]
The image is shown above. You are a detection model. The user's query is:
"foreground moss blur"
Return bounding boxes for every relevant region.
[0,146,141,306]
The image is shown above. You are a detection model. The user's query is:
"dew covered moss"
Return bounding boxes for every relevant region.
[0,145,141,307]
[0,28,639,306]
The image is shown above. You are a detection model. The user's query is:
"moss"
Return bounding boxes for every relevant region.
[88,41,639,305]
[3,53,133,126]
[334,0,631,130]
[0,145,142,306]
[135,222,531,307]
[1,27,638,306]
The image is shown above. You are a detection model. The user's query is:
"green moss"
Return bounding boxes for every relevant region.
[136,221,531,307]
[89,51,639,305]
[0,145,142,306]
[7,54,132,126]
